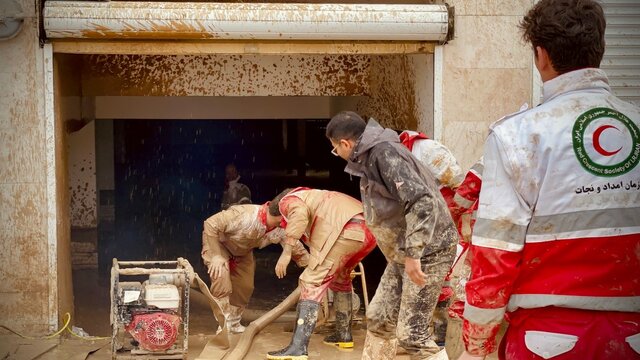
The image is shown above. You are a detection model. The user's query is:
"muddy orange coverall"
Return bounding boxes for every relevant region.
[277,188,376,302]
[202,203,309,332]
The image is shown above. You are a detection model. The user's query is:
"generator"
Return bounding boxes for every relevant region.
[110,258,191,360]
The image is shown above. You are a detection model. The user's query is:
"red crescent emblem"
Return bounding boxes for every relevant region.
[592,125,622,156]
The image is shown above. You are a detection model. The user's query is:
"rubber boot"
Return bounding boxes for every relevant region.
[215,297,245,334]
[267,300,320,360]
[361,330,397,360]
[227,304,246,334]
[323,291,354,349]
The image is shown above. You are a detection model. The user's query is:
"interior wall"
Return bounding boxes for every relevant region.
[68,117,96,229]
[94,96,336,119]
[81,54,429,132]
[410,54,435,136]
[54,54,80,326]
[356,55,418,130]
[82,54,371,97]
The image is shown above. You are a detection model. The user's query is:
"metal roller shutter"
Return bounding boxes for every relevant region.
[600,0,640,106]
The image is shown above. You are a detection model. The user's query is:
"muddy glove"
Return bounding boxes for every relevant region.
[208,255,229,280]
[275,244,293,279]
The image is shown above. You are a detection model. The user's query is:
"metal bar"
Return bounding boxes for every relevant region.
[51,40,436,55]
[357,262,369,313]
[118,268,187,275]
[44,1,449,41]
[117,260,178,266]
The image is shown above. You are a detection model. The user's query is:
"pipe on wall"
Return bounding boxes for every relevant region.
[44,1,450,42]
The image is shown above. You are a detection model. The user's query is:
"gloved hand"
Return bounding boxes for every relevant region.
[208,255,229,280]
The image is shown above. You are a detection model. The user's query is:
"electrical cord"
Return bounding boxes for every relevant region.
[0,312,110,341]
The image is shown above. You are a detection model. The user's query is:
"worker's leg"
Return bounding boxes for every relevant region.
[324,223,376,349]
[209,247,234,333]
[397,245,455,360]
[226,253,255,334]
[362,262,402,360]
[267,236,361,359]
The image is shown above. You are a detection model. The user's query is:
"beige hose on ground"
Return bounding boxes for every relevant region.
[222,286,301,360]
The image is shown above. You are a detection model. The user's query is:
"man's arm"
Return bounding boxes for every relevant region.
[280,196,310,245]
[202,210,235,267]
[462,134,530,357]
[451,158,484,239]
[374,145,440,259]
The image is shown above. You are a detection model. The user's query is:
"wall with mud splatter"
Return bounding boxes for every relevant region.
[80,53,425,132]
[0,0,51,334]
[68,121,97,228]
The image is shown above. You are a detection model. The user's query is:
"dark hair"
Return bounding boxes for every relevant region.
[520,0,605,74]
[268,188,294,216]
[326,111,366,141]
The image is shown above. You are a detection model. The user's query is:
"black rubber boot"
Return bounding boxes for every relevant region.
[323,291,354,349]
[267,300,320,360]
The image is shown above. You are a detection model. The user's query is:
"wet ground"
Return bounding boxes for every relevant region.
[1,325,418,360]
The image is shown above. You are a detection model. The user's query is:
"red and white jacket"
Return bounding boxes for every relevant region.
[463,68,640,356]
[400,130,464,208]
[451,157,483,244]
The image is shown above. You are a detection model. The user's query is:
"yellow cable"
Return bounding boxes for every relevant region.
[0,312,70,340]
[0,312,109,341]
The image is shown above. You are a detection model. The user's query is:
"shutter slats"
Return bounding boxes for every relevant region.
[602,0,640,106]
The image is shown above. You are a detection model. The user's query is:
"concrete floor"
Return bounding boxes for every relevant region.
[1,324,419,360]
[0,267,483,360]
[22,268,397,360]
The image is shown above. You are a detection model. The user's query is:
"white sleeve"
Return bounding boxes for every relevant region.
[412,139,464,188]
[472,132,532,252]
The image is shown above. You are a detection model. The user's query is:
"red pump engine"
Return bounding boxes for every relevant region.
[125,312,181,352]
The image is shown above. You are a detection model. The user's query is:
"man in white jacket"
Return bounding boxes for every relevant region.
[458,1,640,359]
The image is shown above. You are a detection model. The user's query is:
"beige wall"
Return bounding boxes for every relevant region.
[440,0,535,170]
[0,0,53,334]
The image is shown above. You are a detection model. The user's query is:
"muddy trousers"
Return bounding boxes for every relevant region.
[364,246,455,360]
[209,252,255,307]
[298,222,376,302]
[210,252,255,333]
[498,307,640,360]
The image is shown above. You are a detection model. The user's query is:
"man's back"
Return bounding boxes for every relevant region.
[472,68,640,313]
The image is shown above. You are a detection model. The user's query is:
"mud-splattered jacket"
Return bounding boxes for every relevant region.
[344,119,457,264]
[400,130,464,191]
[279,188,365,268]
[463,68,640,356]
[202,204,309,267]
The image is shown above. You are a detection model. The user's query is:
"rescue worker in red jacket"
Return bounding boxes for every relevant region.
[266,187,376,360]
[447,157,483,320]
[458,1,640,359]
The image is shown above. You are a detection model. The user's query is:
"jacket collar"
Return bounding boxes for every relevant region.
[543,68,610,103]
